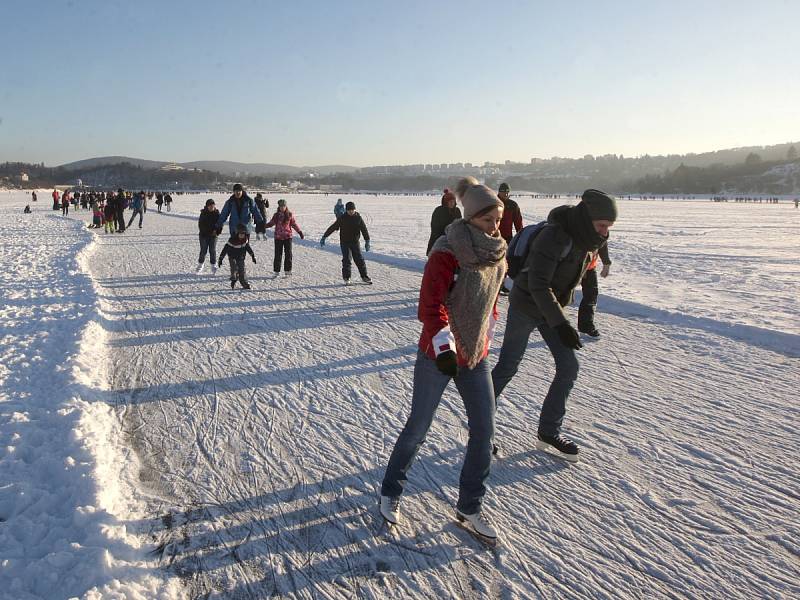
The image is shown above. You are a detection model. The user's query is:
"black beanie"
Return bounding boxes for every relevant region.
[580,189,617,222]
[233,183,243,192]
[345,201,356,211]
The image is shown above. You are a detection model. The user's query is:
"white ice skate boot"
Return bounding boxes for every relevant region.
[379,495,401,525]
[195,263,204,274]
[210,264,217,275]
[456,509,497,545]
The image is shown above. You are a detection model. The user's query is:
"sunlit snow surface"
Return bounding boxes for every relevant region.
[0,190,797,599]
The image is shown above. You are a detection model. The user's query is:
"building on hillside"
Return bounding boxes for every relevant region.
[160,162,184,171]
[18,173,29,182]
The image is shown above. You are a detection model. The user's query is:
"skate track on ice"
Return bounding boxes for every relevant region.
[41,196,800,597]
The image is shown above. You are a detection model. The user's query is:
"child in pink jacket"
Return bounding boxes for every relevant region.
[263,199,304,277]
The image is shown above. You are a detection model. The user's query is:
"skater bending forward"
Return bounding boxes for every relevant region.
[492,189,617,462]
[218,224,257,289]
[379,181,507,543]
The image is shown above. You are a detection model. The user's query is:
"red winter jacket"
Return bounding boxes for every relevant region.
[417,250,499,367]
[498,198,523,242]
[265,210,303,240]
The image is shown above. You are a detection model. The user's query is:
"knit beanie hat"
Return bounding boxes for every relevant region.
[345,201,356,211]
[441,188,456,204]
[460,184,503,220]
[233,183,243,192]
[580,189,618,222]
[498,182,510,193]
[277,199,286,207]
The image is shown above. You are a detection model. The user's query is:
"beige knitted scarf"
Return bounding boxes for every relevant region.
[431,219,507,368]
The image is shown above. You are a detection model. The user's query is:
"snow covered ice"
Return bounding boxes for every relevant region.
[0,189,797,599]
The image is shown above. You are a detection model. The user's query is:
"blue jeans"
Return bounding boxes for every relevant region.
[381,350,495,514]
[340,241,367,280]
[491,303,579,437]
[199,235,217,264]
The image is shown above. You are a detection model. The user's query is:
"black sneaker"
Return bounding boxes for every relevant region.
[361,276,372,284]
[241,281,251,289]
[536,432,579,462]
[578,324,600,337]
[230,279,237,289]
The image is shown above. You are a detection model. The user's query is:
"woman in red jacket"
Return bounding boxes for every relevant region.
[379,181,507,543]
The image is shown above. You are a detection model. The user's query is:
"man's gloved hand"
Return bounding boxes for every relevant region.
[600,264,611,278]
[555,322,583,350]
[217,259,223,268]
[435,350,459,378]
[364,240,371,252]
[320,237,326,247]
[252,257,257,264]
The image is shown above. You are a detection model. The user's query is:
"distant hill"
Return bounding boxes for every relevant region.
[58,157,358,176]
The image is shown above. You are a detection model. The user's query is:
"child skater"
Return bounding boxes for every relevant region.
[264,199,304,277]
[218,223,257,289]
[378,181,507,545]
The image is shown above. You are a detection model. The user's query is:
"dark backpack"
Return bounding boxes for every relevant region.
[507,221,572,280]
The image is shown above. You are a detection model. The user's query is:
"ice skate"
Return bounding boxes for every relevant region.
[379,495,401,526]
[536,432,579,463]
[455,509,497,546]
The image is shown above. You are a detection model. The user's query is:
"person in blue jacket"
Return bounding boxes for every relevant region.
[216,183,265,235]
[126,190,145,229]
[334,198,346,218]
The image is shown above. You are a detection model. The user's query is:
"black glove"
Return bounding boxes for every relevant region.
[252,257,257,264]
[217,259,223,268]
[435,350,459,378]
[555,322,583,350]
[299,232,304,239]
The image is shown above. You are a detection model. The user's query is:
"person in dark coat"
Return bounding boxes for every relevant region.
[491,189,618,462]
[320,201,372,284]
[426,188,462,254]
[196,199,221,274]
[218,223,257,289]
[253,193,269,240]
[114,188,126,233]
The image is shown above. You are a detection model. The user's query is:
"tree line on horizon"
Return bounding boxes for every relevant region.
[2,145,798,195]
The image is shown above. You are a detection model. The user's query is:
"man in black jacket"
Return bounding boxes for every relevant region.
[492,189,617,462]
[320,201,372,284]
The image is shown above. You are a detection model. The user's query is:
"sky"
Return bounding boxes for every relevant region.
[1,0,799,167]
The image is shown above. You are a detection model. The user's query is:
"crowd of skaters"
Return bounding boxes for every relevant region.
[40,177,624,544]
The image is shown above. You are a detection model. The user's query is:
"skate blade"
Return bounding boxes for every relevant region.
[535,440,580,463]
[455,519,498,547]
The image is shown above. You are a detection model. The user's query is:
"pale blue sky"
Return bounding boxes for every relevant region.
[1,0,798,167]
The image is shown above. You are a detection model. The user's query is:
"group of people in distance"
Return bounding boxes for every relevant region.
[196,183,372,289]
[379,178,617,544]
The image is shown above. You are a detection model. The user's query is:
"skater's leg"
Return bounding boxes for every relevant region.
[351,243,368,278]
[578,268,598,331]
[273,239,283,273]
[381,350,450,498]
[208,237,217,265]
[536,322,579,437]
[284,238,293,272]
[453,357,494,514]
[228,256,238,282]
[340,242,353,280]
[199,235,210,264]
[490,303,537,402]
[237,256,248,286]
